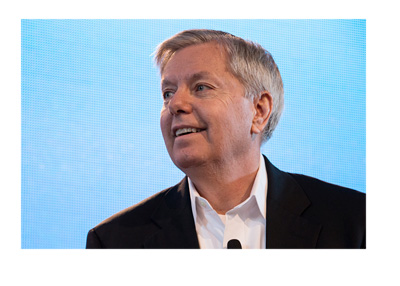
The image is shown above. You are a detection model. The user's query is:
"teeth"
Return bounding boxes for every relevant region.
[175,128,202,137]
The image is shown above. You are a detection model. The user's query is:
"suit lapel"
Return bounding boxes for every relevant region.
[264,156,322,248]
[142,157,321,249]
[143,178,200,249]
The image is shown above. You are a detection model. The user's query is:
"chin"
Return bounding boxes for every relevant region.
[171,151,206,171]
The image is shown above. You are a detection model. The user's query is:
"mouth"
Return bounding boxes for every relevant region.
[175,127,204,137]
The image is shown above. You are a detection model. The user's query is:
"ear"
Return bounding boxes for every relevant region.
[251,91,273,135]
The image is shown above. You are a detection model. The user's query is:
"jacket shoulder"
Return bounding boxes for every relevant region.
[86,185,175,248]
[289,173,365,208]
[289,173,366,248]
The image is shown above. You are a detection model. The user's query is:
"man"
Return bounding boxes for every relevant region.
[86,29,366,249]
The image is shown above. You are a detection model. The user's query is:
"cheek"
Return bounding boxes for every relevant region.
[228,105,254,136]
[160,110,171,138]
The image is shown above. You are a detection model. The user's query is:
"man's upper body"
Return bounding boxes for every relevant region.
[86,29,366,249]
[86,155,365,249]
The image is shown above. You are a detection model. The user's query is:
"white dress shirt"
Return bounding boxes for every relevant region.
[188,154,267,249]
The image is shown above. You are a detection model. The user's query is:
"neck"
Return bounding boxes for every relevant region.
[186,151,261,214]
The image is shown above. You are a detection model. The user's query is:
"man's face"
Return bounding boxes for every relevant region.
[160,42,256,171]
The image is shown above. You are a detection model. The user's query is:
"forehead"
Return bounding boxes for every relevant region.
[161,42,229,79]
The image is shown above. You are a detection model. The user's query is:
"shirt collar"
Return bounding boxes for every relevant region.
[188,154,268,222]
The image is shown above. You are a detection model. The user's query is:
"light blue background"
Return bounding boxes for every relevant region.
[21,19,365,249]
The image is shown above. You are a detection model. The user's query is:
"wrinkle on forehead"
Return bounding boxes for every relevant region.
[161,71,223,89]
[160,42,245,97]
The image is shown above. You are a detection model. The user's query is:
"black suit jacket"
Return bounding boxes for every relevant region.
[86,156,366,249]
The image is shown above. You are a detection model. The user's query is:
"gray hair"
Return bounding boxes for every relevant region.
[154,29,284,143]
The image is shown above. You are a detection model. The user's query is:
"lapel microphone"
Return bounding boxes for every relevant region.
[227,239,242,249]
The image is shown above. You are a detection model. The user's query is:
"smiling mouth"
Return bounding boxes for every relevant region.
[175,128,203,137]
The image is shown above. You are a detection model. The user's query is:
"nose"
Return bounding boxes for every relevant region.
[168,88,192,115]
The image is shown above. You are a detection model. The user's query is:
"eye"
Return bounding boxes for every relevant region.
[163,91,174,100]
[195,84,210,92]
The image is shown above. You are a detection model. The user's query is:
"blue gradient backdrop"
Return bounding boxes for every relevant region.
[21,19,365,248]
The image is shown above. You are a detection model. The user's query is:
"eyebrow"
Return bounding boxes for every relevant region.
[161,71,218,89]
